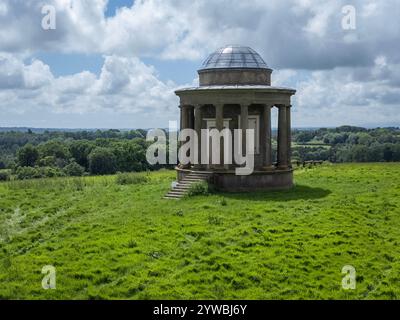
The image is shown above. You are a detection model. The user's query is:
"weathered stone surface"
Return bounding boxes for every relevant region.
[170,45,297,193]
[198,68,272,86]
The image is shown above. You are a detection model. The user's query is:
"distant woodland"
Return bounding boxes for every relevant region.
[0,126,399,180]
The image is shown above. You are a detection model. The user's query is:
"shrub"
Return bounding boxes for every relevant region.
[15,166,42,180]
[0,170,11,181]
[40,166,65,178]
[15,166,65,180]
[116,172,149,185]
[187,181,210,196]
[64,161,85,177]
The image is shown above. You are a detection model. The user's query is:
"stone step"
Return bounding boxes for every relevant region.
[164,172,213,199]
[177,182,192,186]
[168,189,186,194]
[187,173,210,177]
[164,195,180,199]
[166,189,185,193]
[181,177,206,182]
[174,185,190,191]
[189,171,212,175]
[165,194,184,199]
[176,184,191,188]
[166,191,184,195]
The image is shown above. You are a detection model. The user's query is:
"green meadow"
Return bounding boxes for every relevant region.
[0,163,399,299]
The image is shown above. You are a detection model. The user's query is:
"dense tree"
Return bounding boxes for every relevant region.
[17,144,39,167]
[383,145,394,162]
[38,140,71,160]
[69,140,94,169]
[0,126,398,181]
[88,147,117,175]
[295,131,314,143]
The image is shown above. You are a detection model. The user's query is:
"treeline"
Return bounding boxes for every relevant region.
[292,126,400,163]
[0,126,399,181]
[0,129,169,181]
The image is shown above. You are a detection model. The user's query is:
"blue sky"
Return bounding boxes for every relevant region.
[0,0,399,128]
[105,0,134,17]
[35,0,202,85]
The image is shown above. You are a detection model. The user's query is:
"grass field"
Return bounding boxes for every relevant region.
[0,163,399,299]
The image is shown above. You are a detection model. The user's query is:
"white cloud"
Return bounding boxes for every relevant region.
[2,0,399,68]
[0,0,399,127]
[293,61,400,127]
[0,54,179,124]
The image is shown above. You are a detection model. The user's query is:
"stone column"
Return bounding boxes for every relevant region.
[180,105,190,168]
[240,104,249,156]
[189,106,195,130]
[277,105,288,169]
[194,105,202,169]
[262,104,273,170]
[215,104,224,168]
[286,105,292,168]
[181,105,189,130]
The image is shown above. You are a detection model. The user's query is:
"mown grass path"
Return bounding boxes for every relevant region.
[0,163,399,299]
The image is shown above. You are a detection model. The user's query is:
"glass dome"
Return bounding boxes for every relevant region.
[199,45,269,71]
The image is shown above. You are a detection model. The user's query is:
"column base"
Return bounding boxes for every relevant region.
[277,165,289,170]
[214,165,227,171]
[262,165,275,171]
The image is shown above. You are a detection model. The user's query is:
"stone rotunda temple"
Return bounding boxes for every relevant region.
[172,45,296,194]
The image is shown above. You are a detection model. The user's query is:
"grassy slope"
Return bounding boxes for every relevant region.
[0,163,399,299]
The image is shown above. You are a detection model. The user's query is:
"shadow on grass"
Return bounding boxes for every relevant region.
[218,184,331,202]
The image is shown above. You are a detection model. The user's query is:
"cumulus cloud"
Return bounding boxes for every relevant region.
[0,0,399,127]
[292,59,400,127]
[2,0,400,68]
[0,54,179,123]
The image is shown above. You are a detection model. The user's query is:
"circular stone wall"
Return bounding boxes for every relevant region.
[198,68,272,86]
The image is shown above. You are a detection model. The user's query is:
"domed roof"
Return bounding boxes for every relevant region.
[199,45,269,71]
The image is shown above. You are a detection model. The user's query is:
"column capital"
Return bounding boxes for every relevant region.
[238,101,252,107]
[276,104,291,108]
[262,103,274,108]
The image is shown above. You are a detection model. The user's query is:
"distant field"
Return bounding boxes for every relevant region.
[0,163,399,299]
